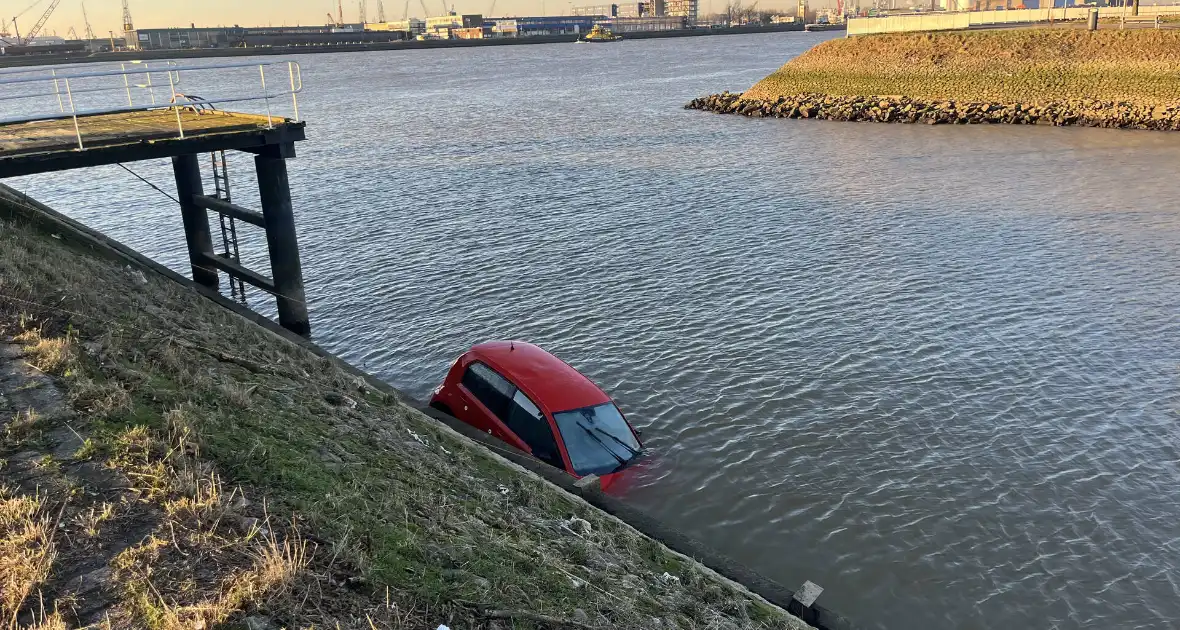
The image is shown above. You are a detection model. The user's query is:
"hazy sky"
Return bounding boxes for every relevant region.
[10,0,798,37]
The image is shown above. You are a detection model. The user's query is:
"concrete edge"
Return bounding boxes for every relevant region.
[0,183,857,630]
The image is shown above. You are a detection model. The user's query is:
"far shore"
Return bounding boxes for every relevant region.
[688,28,1180,131]
[0,23,805,69]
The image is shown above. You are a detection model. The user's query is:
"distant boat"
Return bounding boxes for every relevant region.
[805,22,848,31]
[579,24,622,42]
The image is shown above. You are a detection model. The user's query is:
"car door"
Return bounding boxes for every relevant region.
[458,361,521,445]
[458,361,567,471]
[502,389,566,471]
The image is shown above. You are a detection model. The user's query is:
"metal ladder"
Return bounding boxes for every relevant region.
[210,150,247,304]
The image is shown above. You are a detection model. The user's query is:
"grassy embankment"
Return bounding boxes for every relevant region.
[688,29,1180,128]
[0,197,813,630]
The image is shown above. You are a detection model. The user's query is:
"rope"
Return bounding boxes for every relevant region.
[116,163,180,205]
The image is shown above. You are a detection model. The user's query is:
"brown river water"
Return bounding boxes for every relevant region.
[8,32,1180,629]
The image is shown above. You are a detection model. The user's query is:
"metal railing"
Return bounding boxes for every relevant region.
[0,60,303,151]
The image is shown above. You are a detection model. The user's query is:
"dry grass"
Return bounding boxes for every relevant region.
[0,196,811,630]
[3,409,41,447]
[13,328,75,378]
[0,487,57,625]
[745,28,1180,105]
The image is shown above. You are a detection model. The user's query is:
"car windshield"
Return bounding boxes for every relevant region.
[552,403,641,476]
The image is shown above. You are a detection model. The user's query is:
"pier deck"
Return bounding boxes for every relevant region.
[0,110,304,178]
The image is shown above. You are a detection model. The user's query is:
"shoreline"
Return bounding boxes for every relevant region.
[686,91,1180,130]
[705,29,1180,131]
[0,183,857,630]
[0,23,804,68]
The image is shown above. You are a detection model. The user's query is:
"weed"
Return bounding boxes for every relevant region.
[0,488,57,624]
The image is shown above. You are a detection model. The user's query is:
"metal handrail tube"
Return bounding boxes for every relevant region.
[0,89,299,126]
[0,60,297,86]
[0,60,303,149]
[0,60,178,78]
[2,82,171,102]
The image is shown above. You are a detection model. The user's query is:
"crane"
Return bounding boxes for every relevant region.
[67,25,77,38]
[439,0,448,13]
[121,0,133,32]
[403,0,410,18]
[6,0,44,43]
[489,0,496,14]
[377,0,386,21]
[80,0,95,40]
[328,11,339,25]
[338,0,344,24]
[23,0,62,45]
[359,0,367,23]
[419,0,431,16]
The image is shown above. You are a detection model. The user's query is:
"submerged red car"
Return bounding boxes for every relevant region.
[429,341,644,491]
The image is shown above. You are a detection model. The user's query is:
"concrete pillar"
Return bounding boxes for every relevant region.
[254,145,310,337]
[172,154,219,290]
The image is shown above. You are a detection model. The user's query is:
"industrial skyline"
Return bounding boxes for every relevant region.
[14,0,802,37]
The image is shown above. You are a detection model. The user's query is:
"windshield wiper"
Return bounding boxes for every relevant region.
[590,425,642,458]
[576,420,627,470]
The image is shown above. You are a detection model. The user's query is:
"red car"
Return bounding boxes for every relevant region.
[430,341,644,491]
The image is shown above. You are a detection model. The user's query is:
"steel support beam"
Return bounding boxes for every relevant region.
[254,144,309,337]
[172,153,219,290]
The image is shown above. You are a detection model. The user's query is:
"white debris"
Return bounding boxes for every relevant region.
[659,572,681,585]
[497,484,510,496]
[436,626,451,630]
[408,429,429,447]
[570,577,586,589]
[124,265,148,285]
[565,516,592,535]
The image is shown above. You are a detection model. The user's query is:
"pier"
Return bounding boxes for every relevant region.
[0,61,312,336]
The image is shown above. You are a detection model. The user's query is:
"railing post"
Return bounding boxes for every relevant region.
[145,63,157,106]
[259,64,274,128]
[64,78,83,151]
[167,69,185,139]
[172,154,220,290]
[121,63,134,107]
[288,62,300,122]
[51,69,64,113]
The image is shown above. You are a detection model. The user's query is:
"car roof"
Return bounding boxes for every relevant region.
[469,341,610,413]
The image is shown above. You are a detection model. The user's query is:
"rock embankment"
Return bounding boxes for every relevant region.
[686,91,1180,130]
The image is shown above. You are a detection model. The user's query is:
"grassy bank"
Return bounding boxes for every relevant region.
[745,29,1180,104]
[689,29,1180,129]
[0,197,813,629]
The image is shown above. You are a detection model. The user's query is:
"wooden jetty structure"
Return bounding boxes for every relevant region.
[0,61,312,336]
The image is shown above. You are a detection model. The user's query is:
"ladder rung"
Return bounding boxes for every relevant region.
[192,195,265,227]
[200,253,276,293]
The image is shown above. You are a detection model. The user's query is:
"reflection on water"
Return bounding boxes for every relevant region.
[13,33,1180,630]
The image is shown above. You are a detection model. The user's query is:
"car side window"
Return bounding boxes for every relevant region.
[506,389,564,471]
[461,362,513,420]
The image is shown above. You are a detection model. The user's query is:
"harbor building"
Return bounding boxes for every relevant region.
[572,0,698,23]
[366,19,427,35]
